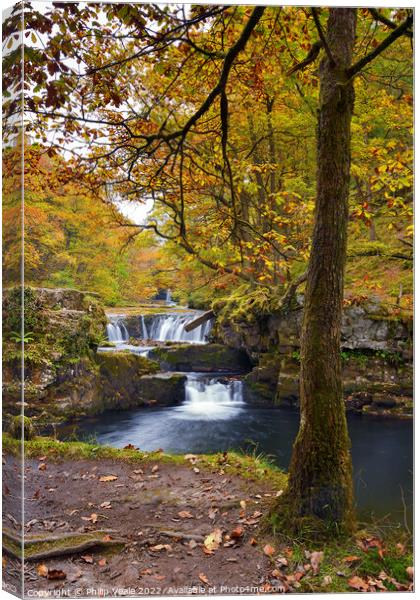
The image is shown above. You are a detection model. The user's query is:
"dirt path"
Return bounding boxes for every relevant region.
[3,453,287,596]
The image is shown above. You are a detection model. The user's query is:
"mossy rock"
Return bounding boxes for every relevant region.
[9,415,35,440]
[148,343,251,373]
[96,351,159,378]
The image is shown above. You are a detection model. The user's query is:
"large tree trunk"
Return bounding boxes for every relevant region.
[285,9,357,531]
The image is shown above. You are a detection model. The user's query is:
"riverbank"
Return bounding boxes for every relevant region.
[3,436,413,595]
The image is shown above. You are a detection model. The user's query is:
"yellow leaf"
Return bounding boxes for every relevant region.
[37,564,48,577]
[203,528,222,552]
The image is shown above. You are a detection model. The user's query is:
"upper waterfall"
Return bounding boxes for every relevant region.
[147,313,213,344]
[106,316,129,343]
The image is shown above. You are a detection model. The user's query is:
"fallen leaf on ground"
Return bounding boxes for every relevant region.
[240,500,247,510]
[263,544,275,557]
[204,528,222,552]
[188,539,197,549]
[322,575,333,586]
[151,465,159,473]
[150,544,172,552]
[309,550,324,574]
[178,510,193,519]
[276,556,289,567]
[100,501,112,509]
[184,454,198,462]
[344,555,361,564]
[37,564,48,578]
[348,576,369,591]
[81,513,98,523]
[38,463,47,471]
[230,526,244,539]
[47,569,67,581]
[99,475,118,482]
[199,573,209,584]
[406,566,414,580]
[81,555,94,564]
[98,559,107,567]
[102,534,112,542]
[249,537,257,546]
[193,467,200,474]
[208,508,217,519]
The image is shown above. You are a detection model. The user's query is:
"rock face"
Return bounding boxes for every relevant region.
[148,343,252,373]
[2,288,167,424]
[96,353,185,409]
[215,299,413,357]
[215,298,413,417]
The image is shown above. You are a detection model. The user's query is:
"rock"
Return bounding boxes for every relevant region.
[96,352,161,410]
[3,287,108,422]
[214,300,412,357]
[148,343,251,373]
[9,415,35,440]
[137,373,186,406]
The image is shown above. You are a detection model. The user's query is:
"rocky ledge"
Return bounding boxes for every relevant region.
[2,288,185,427]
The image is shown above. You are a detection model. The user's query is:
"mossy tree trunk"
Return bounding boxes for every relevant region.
[285,9,357,531]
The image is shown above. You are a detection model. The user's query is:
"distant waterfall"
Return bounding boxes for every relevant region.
[147,313,213,344]
[106,317,129,343]
[173,374,244,419]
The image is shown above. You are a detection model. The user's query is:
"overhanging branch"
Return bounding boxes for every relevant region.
[347,13,413,78]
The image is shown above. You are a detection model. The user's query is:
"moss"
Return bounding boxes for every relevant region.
[2,434,287,488]
[212,285,278,327]
[3,531,125,560]
[96,352,159,377]
[3,287,44,334]
[9,415,35,440]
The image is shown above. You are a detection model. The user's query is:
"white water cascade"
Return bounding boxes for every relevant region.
[140,315,149,339]
[106,316,129,343]
[147,313,213,344]
[173,374,244,420]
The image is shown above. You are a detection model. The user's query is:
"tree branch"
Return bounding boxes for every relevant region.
[368,8,413,38]
[286,41,322,76]
[310,8,335,66]
[347,13,413,78]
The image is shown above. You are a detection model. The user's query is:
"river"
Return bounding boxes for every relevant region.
[64,370,413,527]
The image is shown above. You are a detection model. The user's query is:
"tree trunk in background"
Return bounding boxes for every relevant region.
[285,8,357,531]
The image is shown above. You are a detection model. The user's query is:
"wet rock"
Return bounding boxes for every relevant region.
[148,343,251,373]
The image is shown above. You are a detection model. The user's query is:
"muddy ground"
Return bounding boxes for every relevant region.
[3,454,287,597]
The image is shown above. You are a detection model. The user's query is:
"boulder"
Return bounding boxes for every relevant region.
[148,343,252,373]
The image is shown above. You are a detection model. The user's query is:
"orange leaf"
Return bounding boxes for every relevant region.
[178,510,193,519]
[199,573,209,585]
[263,544,275,557]
[81,555,93,564]
[37,564,48,577]
[230,526,244,539]
[348,576,369,591]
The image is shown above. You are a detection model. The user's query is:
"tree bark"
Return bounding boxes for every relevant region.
[285,8,357,531]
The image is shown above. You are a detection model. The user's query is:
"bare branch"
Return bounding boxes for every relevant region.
[347,13,413,78]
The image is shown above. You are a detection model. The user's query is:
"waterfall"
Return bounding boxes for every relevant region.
[147,313,213,344]
[140,315,149,339]
[106,316,129,343]
[173,374,244,420]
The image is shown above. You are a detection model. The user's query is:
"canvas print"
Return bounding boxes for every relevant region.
[2,3,414,597]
